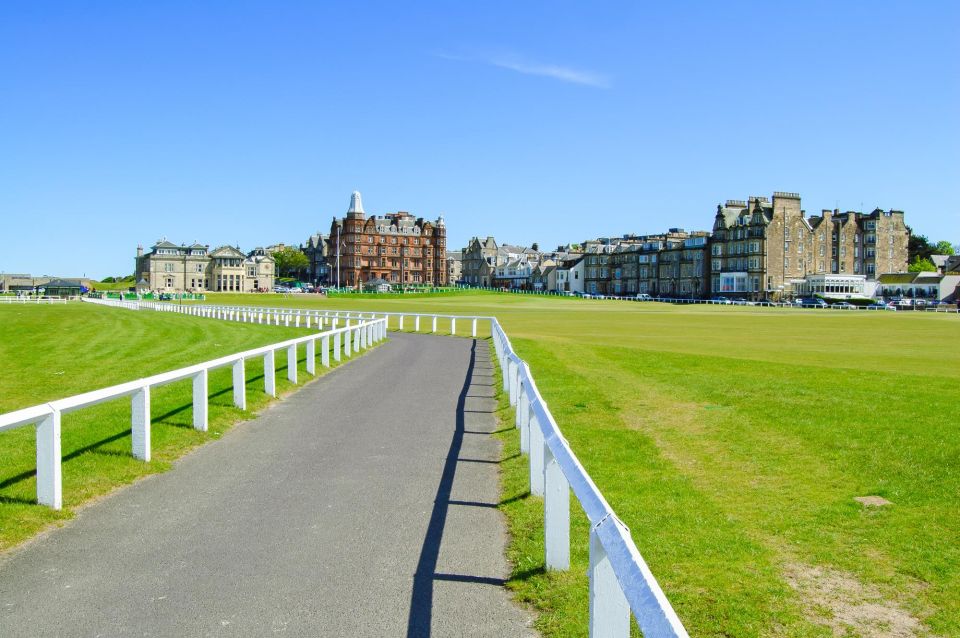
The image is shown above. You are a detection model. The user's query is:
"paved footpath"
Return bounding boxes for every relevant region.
[0,333,536,637]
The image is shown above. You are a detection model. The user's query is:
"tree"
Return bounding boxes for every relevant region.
[908,232,933,262]
[270,246,309,278]
[934,240,954,256]
[908,256,936,272]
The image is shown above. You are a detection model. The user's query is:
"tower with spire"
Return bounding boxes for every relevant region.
[325,190,448,289]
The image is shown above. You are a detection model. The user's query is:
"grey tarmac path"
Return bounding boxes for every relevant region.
[0,332,537,637]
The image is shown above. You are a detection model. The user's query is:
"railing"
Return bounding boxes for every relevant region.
[105,298,495,336]
[458,287,960,312]
[68,298,690,634]
[490,318,689,638]
[83,296,142,310]
[0,296,68,304]
[0,316,387,511]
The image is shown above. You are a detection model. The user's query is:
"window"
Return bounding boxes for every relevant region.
[164,263,174,272]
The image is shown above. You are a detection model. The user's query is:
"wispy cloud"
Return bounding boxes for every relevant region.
[435,51,610,89]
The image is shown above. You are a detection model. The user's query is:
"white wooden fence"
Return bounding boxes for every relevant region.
[19,298,689,636]
[0,296,68,304]
[0,315,386,511]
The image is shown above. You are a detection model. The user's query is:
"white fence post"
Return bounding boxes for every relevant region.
[431,315,437,333]
[306,339,316,375]
[322,335,330,367]
[334,331,342,361]
[544,444,570,570]
[264,350,276,397]
[193,369,208,431]
[529,408,545,497]
[353,327,361,352]
[287,344,298,383]
[360,323,368,350]
[345,329,352,357]
[515,383,526,429]
[36,409,63,509]
[233,359,246,410]
[520,393,531,454]
[472,318,477,337]
[415,315,420,331]
[589,525,631,638]
[131,387,151,462]
[399,315,404,331]
[451,317,456,335]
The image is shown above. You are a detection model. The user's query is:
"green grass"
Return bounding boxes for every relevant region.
[197,291,960,637]
[0,302,374,551]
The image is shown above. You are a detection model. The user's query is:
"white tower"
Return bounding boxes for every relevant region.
[347,191,365,217]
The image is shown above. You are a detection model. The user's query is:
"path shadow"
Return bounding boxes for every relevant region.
[408,340,508,637]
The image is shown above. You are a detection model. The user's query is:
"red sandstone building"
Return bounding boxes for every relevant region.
[327,191,448,289]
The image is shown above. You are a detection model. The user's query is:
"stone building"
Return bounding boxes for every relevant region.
[709,192,909,299]
[446,250,463,285]
[462,236,499,287]
[134,240,275,292]
[301,232,331,284]
[326,192,447,289]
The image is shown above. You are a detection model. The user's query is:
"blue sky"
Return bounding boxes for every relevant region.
[1,1,957,279]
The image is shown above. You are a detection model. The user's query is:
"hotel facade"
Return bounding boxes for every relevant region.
[326,192,448,288]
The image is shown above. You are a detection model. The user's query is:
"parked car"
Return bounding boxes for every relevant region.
[710,296,732,304]
[798,298,828,308]
[636,293,653,301]
[832,302,857,309]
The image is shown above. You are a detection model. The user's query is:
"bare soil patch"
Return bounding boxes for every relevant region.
[784,563,931,637]
[855,495,893,507]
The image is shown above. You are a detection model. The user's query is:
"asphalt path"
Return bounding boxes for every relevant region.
[0,333,536,637]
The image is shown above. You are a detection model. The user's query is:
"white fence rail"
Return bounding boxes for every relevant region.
[58,298,687,635]
[0,296,68,304]
[0,315,386,511]
[95,298,494,336]
[489,318,689,638]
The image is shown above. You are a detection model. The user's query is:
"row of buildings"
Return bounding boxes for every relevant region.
[460,192,918,301]
[133,189,949,302]
[133,191,449,292]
